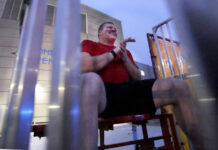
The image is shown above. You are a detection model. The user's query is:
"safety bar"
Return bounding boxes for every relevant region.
[160,26,175,76]
[153,18,172,33]
[152,19,185,150]
[152,19,182,79]
[0,0,48,149]
[152,28,167,78]
[46,0,83,150]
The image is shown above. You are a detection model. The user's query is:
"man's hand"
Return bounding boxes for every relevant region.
[120,43,128,62]
[112,37,136,60]
[123,37,136,44]
[118,37,140,80]
[120,37,136,62]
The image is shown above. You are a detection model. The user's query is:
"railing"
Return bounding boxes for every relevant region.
[150,19,190,150]
[0,0,82,150]
[152,19,183,79]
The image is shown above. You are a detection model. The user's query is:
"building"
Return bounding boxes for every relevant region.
[135,62,155,80]
[0,0,154,124]
[0,0,124,124]
[0,1,160,149]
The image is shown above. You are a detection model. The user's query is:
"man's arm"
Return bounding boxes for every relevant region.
[81,45,122,73]
[81,52,114,73]
[121,52,141,80]
[120,38,141,80]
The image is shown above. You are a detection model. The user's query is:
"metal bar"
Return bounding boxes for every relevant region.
[46,0,82,150]
[153,20,184,150]
[9,0,16,19]
[166,23,182,77]
[160,26,175,76]
[153,18,172,33]
[131,125,138,150]
[100,129,105,149]
[98,137,164,149]
[17,0,24,21]
[168,115,180,150]
[160,118,172,148]
[147,34,160,78]
[153,30,166,78]
[0,0,48,149]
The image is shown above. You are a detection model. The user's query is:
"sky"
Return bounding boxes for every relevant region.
[80,0,173,65]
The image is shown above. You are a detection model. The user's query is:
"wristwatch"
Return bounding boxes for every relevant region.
[109,50,117,58]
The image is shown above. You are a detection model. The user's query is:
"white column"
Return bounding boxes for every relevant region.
[0,0,48,150]
[46,0,83,150]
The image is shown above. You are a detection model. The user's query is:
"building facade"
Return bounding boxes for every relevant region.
[135,62,155,80]
[0,0,124,124]
[0,0,154,125]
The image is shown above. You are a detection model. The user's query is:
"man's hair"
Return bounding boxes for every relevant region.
[98,21,114,37]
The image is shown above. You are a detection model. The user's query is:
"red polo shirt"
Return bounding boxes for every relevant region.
[81,40,137,83]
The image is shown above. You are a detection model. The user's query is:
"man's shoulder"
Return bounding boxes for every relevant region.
[81,39,97,46]
[81,40,99,54]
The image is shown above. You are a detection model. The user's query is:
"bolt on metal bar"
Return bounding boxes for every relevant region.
[153,29,166,78]
[160,26,175,76]
[0,0,48,150]
[46,0,83,150]
[166,23,183,78]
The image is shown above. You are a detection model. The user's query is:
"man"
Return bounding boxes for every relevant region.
[80,22,203,150]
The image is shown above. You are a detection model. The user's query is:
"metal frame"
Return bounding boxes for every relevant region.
[152,18,182,79]
[151,18,189,150]
[160,26,174,76]
[46,0,83,150]
[1,0,84,149]
[98,114,180,150]
[0,0,48,149]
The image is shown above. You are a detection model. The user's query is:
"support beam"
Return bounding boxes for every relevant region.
[46,0,83,150]
[0,0,48,149]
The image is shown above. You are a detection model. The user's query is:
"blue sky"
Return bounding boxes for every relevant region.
[81,0,172,65]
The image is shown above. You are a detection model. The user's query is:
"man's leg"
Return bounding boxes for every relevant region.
[81,73,106,150]
[152,78,204,150]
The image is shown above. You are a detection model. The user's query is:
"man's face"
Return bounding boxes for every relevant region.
[99,23,117,41]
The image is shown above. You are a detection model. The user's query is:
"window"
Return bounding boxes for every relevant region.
[81,14,87,33]
[140,70,145,76]
[2,0,23,20]
[45,5,55,26]
[45,8,86,30]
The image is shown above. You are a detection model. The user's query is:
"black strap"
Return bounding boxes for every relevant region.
[109,50,117,58]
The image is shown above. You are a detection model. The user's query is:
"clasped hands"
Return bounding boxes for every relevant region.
[113,37,135,62]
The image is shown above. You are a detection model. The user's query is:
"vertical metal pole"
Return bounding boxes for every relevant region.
[132,125,138,150]
[17,0,24,21]
[9,0,16,19]
[47,0,83,150]
[0,0,48,149]
[166,23,183,77]
[153,29,166,78]
[160,26,175,76]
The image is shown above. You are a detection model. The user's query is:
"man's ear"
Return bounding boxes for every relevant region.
[98,32,102,39]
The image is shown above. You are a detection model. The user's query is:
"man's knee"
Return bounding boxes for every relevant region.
[152,78,191,107]
[81,72,106,112]
[170,79,191,101]
[82,72,104,90]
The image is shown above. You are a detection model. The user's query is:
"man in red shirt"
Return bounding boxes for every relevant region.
[81,22,203,150]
